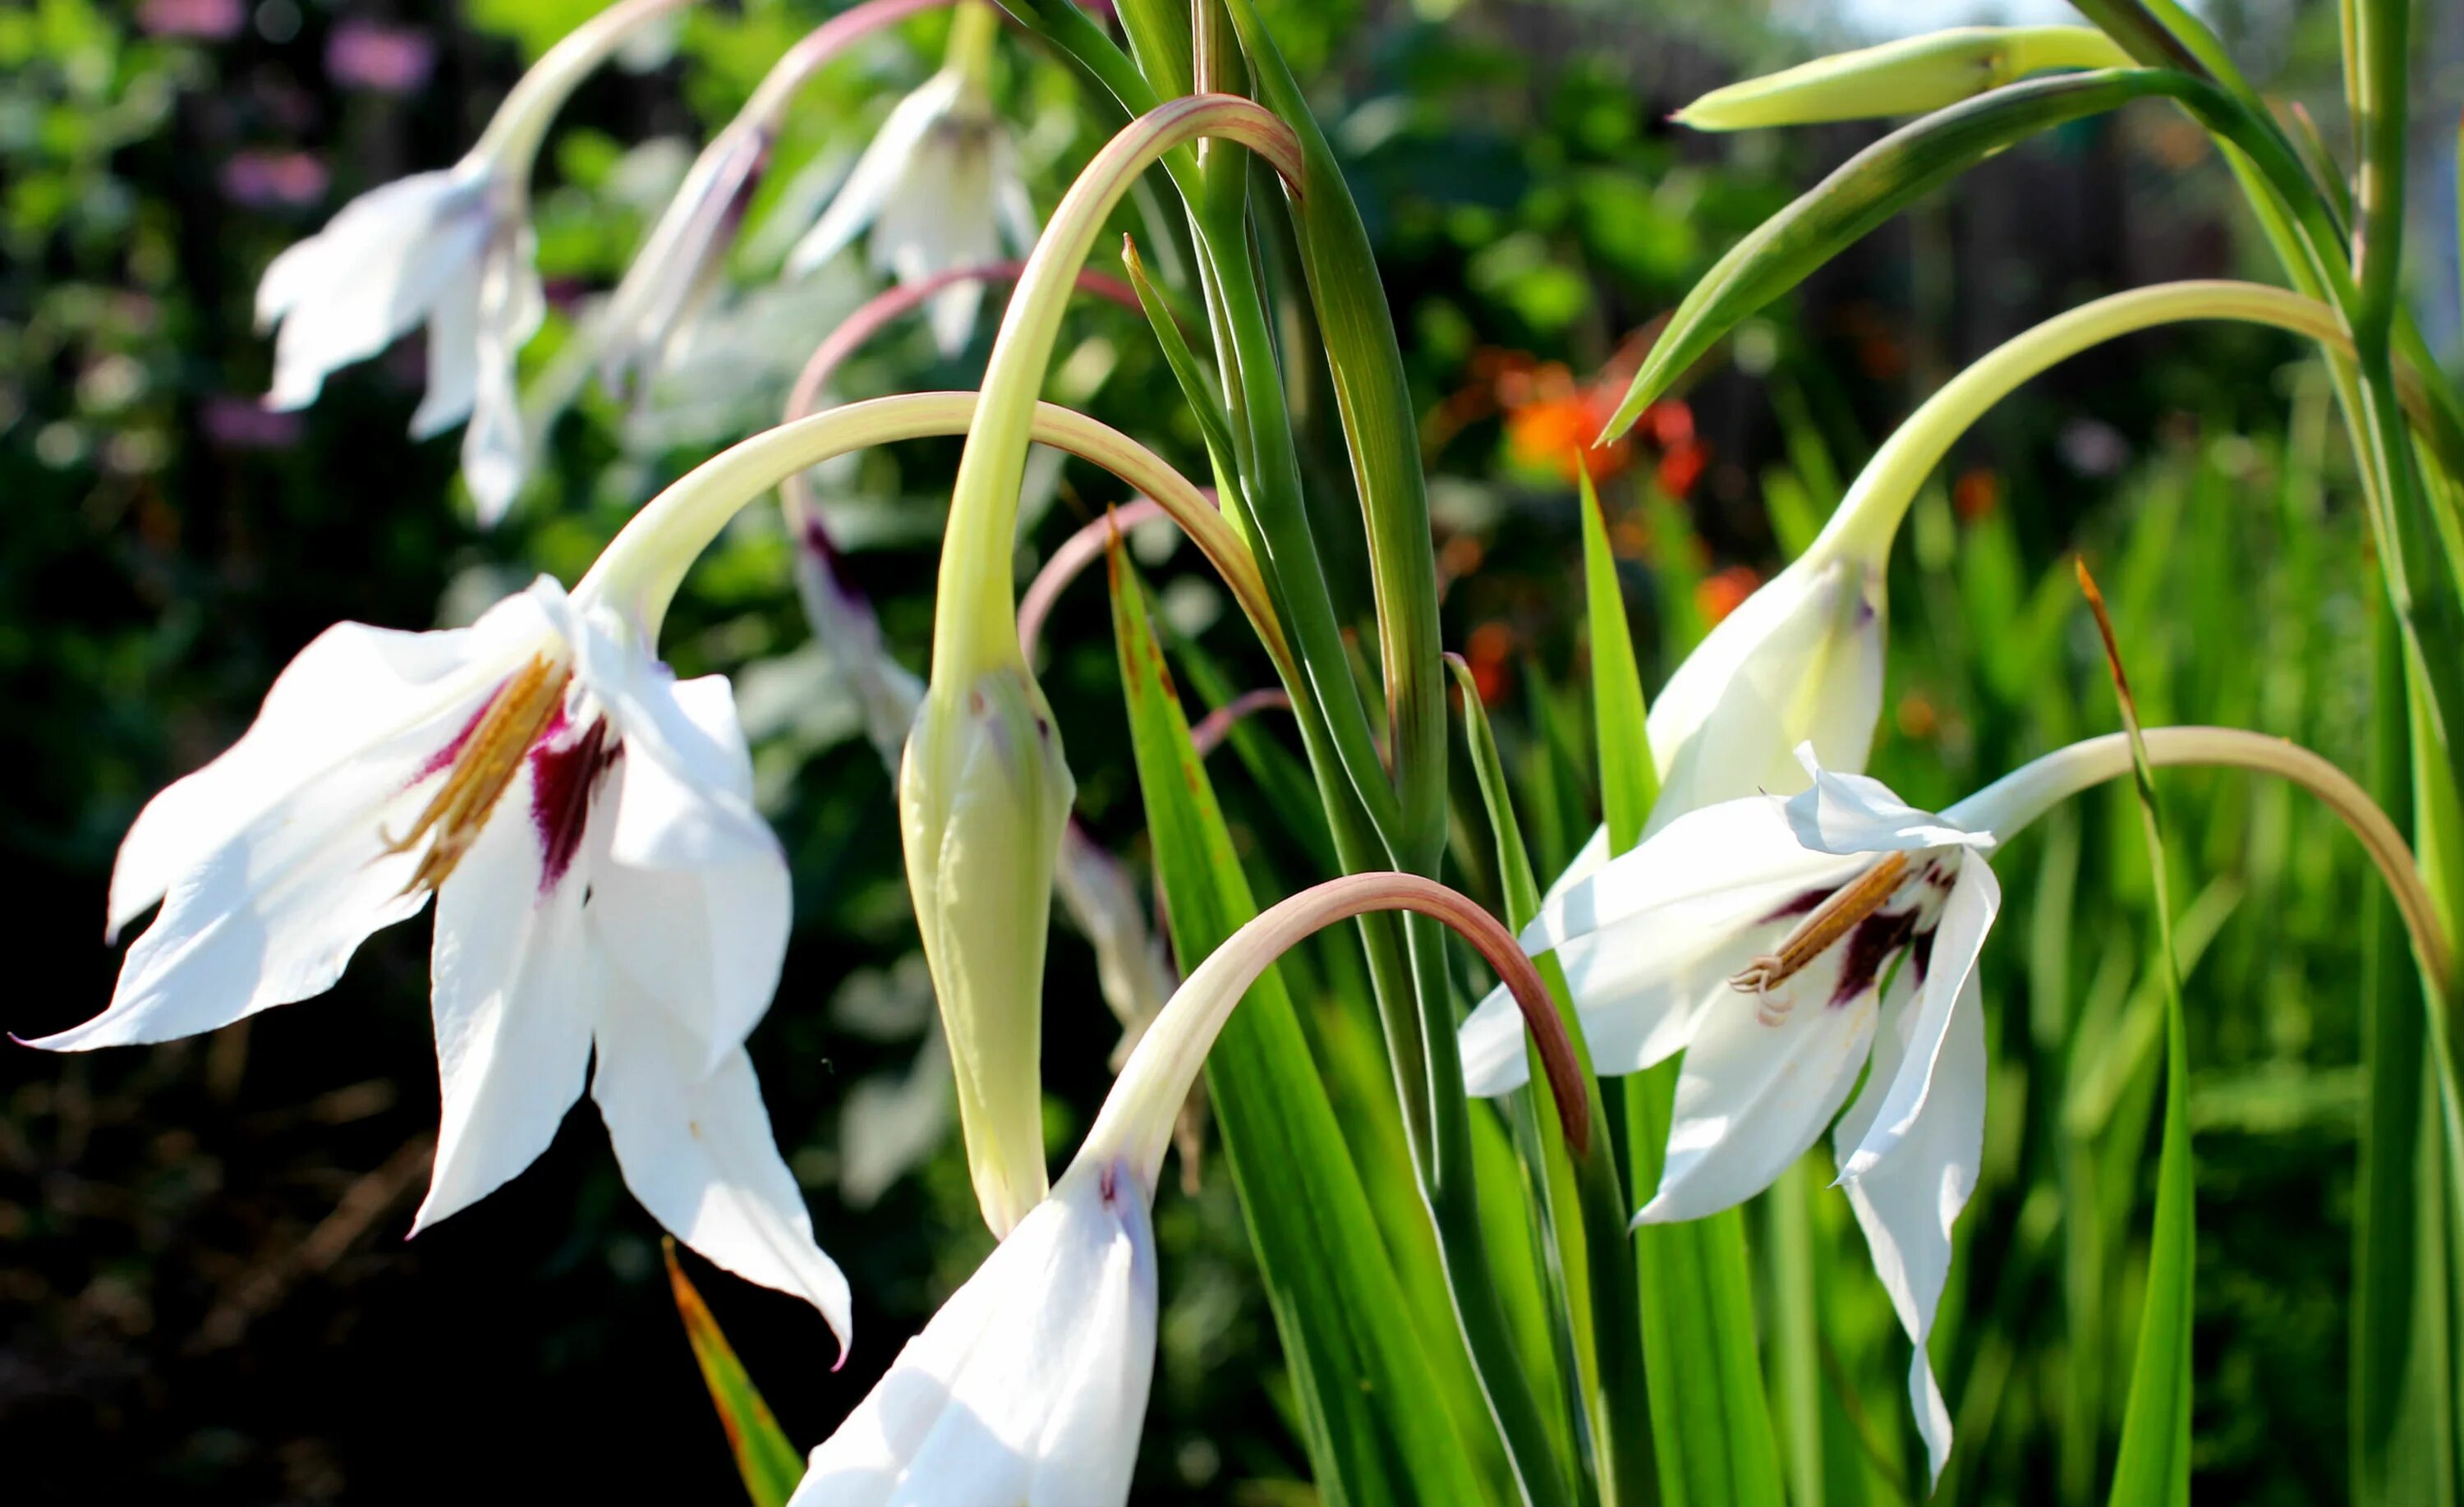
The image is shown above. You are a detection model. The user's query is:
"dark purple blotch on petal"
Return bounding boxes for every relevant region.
[1755,887,1833,926]
[1829,907,1918,1008]
[530,715,619,894]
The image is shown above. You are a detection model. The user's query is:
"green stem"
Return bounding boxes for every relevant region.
[471,0,693,176]
[928,94,1299,684]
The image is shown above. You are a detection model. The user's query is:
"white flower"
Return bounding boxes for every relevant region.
[789,1154,1156,1506]
[783,62,1037,355]
[257,160,543,522]
[1460,747,2001,1482]
[254,0,686,523]
[30,577,848,1342]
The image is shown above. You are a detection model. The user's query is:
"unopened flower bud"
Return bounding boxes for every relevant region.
[899,662,1075,1234]
[1674,26,2130,132]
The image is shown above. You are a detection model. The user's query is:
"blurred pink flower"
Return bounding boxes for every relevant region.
[326,21,437,94]
[138,0,243,39]
[223,149,329,208]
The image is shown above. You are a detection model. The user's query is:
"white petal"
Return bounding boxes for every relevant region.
[793,1162,1156,1507]
[104,599,548,942]
[988,131,1038,255]
[1635,958,1878,1224]
[414,760,598,1231]
[578,641,786,1066]
[1837,966,1987,1485]
[263,168,493,411]
[1784,747,1992,855]
[461,228,545,526]
[1525,796,1861,954]
[29,730,452,1051]
[1837,861,1999,1180]
[587,824,788,1072]
[409,273,482,439]
[868,128,1000,356]
[1645,553,1884,831]
[593,963,852,1344]
[784,74,962,281]
[1463,802,1859,1097]
[1462,922,1740,1098]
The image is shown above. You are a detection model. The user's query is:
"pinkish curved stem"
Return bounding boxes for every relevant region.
[1017,497,1169,659]
[1188,688,1291,760]
[779,264,1147,559]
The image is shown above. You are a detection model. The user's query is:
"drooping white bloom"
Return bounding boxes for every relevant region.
[1643,539,1887,831]
[29,576,848,1342]
[256,0,686,522]
[599,117,773,400]
[783,4,1037,355]
[1461,747,2001,1482]
[789,1154,1156,1506]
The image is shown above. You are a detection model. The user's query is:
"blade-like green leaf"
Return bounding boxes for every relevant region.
[1597,67,2328,443]
[2080,565,2194,1507]
[2353,594,2457,1507]
[1106,529,1501,1507]
[1453,653,1659,1507]
[664,1242,805,1507]
[1579,471,1656,850]
[1583,471,1784,1507]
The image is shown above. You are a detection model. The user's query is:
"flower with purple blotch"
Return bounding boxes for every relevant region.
[24,575,850,1346]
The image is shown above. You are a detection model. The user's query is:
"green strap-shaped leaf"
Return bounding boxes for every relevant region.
[1601,67,2326,442]
[2354,594,2457,1506]
[2080,567,2194,1507]
[1584,476,1785,1507]
[1106,529,1501,1507]
[664,1243,805,1507]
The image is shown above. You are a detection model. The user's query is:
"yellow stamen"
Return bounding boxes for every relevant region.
[385,655,571,896]
[1731,850,1911,997]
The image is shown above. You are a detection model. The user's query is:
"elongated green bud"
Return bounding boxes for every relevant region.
[902,662,1075,1233]
[901,95,1299,1235]
[1674,26,2131,131]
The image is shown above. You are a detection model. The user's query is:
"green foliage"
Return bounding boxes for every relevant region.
[664,1243,806,1507]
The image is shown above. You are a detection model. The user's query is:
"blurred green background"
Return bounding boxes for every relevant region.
[2,0,2453,1501]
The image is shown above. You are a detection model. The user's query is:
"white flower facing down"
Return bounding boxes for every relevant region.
[789,1155,1156,1507]
[255,0,686,524]
[28,577,849,1344]
[1461,747,2002,1482]
[258,161,542,521]
[784,50,1037,355]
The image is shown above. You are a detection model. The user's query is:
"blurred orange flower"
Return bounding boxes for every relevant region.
[1695,563,1762,625]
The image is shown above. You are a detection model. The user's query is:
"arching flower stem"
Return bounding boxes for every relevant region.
[577,392,1286,672]
[1078,871,1591,1191]
[930,93,1301,681]
[1952,724,2451,994]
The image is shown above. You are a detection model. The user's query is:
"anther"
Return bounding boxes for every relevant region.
[1730,850,1911,998]
[384,655,572,897]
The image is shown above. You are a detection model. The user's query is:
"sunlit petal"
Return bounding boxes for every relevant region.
[793,1162,1156,1507]
[1837,967,1986,1486]
[1784,744,1995,854]
[1837,861,1999,1179]
[593,965,852,1344]
[415,760,598,1231]
[1634,955,1878,1224]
